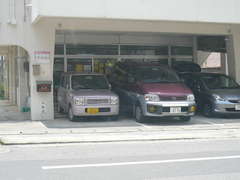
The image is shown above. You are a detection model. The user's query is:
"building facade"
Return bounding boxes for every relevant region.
[0,0,240,120]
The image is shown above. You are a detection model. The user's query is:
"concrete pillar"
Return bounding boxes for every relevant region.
[3,55,9,99]
[220,53,226,74]
[16,47,29,112]
[28,27,55,121]
[193,36,198,63]
[227,25,240,83]
[8,46,17,105]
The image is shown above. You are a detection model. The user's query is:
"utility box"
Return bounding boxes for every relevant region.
[36,81,52,92]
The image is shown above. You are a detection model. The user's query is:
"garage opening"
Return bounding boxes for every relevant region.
[197,36,227,74]
[53,31,228,119]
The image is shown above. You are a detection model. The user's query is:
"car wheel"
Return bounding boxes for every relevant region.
[203,104,213,117]
[132,104,136,117]
[135,106,145,123]
[180,116,191,121]
[68,106,77,121]
[110,115,119,121]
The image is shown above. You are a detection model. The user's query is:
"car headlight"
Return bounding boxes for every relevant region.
[144,94,160,102]
[74,97,84,105]
[110,96,119,105]
[187,94,195,101]
[213,94,225,101]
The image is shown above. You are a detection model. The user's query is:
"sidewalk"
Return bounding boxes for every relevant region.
[1,117,240,145]
[1,100,240,145]
[0,100,30,121]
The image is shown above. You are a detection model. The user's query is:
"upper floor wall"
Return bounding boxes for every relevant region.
[32,0,240,24]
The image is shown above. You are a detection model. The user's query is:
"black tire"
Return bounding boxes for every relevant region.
[110,115,119,121]
[180,116,191,121]
[203,103,213,117]
[135,105,145,123]
[68,106,77,121]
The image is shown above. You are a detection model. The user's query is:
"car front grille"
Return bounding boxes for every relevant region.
[159,96,187,101]
[86,98,109,105]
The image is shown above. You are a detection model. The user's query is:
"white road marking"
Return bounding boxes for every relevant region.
[136,122,152,129]
[42,155,240,170]
[200,119,225,126]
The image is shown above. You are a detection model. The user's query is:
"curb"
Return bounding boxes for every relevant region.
[1,129,240,145]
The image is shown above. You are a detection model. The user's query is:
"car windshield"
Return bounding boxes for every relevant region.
[201,74,240,89]
[71,75,109,90]
[133,66,180,83]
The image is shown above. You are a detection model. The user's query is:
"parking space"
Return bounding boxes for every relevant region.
[49,113,240,130]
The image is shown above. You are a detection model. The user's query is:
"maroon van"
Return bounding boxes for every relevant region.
[109,62,196,122]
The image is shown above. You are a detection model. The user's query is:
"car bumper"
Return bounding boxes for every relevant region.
[72,104,119,116]
[213,102,240,115]
[141,101,196,117]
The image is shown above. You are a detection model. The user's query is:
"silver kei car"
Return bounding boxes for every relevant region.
[57,72,119,121]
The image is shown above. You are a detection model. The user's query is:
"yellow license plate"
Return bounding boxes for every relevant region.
[87,108,99,114]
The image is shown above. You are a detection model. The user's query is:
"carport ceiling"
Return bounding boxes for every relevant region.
[197,36,226,53]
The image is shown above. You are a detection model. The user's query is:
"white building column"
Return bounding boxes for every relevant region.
[28,28,55,121]
[8,46,17,105]
[227,25,240,83]
[16,47,29,112]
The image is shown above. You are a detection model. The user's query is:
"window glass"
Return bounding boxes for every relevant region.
[54,44,64,55]
[66,44,118,55]
[171,46,193,55]
[67,58,92,72]
[112,69,127,83]
[54,58,64,87]
[120,45,168,55]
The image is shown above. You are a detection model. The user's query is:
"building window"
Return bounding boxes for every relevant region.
[66,44,118,55]
[171,46,193,56]
[120,45,168,55]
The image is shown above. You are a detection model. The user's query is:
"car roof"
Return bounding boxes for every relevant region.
[180,72,228,78]
[116,62,170,70]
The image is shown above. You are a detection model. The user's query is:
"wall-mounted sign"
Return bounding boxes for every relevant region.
[34,51,50,64]
[36,81,52,92]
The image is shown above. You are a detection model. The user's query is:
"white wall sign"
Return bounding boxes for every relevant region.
[34,51,50,64]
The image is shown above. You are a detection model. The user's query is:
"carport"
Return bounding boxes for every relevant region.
[53,31,231,120]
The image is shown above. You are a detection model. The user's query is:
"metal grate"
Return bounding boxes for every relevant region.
[159,96,187,101]
[86,98,109,105]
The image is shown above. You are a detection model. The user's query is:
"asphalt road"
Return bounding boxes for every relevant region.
[1,139,240,180]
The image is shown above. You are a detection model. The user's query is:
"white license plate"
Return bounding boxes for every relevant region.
[235,104,240,110]
[170,107,181,113]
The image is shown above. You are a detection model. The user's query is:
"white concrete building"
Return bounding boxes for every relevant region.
[0,0,239,120]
